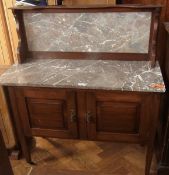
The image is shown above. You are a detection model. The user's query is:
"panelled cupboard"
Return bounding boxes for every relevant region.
[5,86,162,175]
[8,87,153,142]
[0,5,165,175]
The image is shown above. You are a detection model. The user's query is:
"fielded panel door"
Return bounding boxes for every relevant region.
[14,87,78,139]
[86,91,152,143]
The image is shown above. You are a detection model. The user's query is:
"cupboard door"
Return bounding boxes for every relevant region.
[15,87,78,139]
[86,91,151,143]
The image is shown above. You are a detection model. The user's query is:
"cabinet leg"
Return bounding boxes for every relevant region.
[27,137,36,151]
[145,143,154,175]
[145,95,160,175]
[27,137,36,165]
[7,88,34,164]
[21,136,32,164]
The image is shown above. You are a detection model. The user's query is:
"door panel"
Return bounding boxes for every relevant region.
[15,87,78,139]
[86,91,151,143]
[27,98,68,130]
[96,101,140,133]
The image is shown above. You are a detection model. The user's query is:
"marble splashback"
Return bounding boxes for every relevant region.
[23,12,151,53]
[0,59,165,92]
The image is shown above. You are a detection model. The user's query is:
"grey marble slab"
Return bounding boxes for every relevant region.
[24,12,151,53]
[0,59,165,92]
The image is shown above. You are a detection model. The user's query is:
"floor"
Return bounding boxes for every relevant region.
[11,138,157,175]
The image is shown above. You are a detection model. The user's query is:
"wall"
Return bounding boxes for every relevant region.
[0,0,14,65]
[2,0,18,64]
[0,0,16,148]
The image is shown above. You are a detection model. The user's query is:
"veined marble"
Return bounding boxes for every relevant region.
[0,59,165,92]
[23,12,151,53]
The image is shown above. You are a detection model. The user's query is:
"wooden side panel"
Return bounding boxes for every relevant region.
[156,24,169,173]
[165,26,169,86]
[145,94,161,175]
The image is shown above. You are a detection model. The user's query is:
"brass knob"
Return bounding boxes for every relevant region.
[86,111,93,123]
[70,109,77,122]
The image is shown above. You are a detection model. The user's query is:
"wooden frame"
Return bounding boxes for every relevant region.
[11,5,161,67]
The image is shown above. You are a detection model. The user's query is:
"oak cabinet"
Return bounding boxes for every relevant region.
[8,87,152,144]
[6,86,160,174]
[14,88,78,139]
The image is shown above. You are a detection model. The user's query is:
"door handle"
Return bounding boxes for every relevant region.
[86,111,93,123]
[70,109,77,122]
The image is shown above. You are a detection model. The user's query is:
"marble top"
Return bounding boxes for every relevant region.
[0,59,165,93]
[24,12,151,53]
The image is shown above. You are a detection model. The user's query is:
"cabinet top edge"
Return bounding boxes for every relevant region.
[0,59,165,93]
[10,5,162,11]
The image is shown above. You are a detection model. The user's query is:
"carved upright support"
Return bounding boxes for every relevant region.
[149,7,161,68]
[12,10,29,63]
